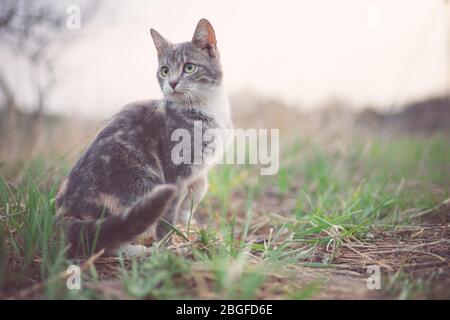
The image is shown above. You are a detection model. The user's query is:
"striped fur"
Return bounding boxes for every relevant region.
[57,19,231,256]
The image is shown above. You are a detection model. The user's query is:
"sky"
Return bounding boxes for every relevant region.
[8,0,450,117]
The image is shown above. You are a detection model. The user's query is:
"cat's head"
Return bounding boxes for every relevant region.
[150,19,222,106]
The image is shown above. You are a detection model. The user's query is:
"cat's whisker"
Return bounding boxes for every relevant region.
[186,92,195,108]
[189,92,201,110]
[188,93,196,109]
[191,92,207,107]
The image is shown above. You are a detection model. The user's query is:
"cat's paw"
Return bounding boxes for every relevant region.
[116,244,153,257]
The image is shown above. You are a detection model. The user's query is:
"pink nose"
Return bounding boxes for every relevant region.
[169,81,178,89]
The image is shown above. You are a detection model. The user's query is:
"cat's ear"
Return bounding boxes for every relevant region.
[192,19,218,57]
[150,28,171,56]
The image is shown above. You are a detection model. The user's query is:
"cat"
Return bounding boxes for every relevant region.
[56,19,232,257]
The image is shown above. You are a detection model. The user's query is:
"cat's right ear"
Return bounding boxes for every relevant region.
[150,29,171,56]
[192,19,218,58]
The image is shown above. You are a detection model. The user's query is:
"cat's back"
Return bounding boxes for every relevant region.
[110,99,166,131]
[57,100,167,212]
[75,99,167,172]
[90,99,166,147]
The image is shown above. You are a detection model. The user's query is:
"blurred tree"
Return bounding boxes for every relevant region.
[0,0,98,118]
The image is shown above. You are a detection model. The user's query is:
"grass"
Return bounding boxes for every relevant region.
[0,134,449,299]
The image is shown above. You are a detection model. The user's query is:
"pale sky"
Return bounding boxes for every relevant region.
[12,0,450,117]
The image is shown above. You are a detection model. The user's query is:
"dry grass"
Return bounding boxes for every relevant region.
[1,94,449,299]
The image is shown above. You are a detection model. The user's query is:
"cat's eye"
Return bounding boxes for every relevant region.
[183,63,197,74]
[160,66,169,77]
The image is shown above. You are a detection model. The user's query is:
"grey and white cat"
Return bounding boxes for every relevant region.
[56,19,231,257]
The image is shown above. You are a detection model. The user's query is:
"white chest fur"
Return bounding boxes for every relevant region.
[201,87,232,130]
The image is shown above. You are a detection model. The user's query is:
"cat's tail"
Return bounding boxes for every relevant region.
[64,184,177,256]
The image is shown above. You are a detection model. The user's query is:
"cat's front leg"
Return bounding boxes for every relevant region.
[155,192,183,239]
[155,174,208,239]
[177,173,208,225]
[112,244,153,257]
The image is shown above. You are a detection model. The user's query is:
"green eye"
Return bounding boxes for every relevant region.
[184,63,197,74]
[160,66,169,77]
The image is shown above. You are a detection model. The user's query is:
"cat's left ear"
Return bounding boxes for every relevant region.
[192,18,218,58]
[150,28,172,57]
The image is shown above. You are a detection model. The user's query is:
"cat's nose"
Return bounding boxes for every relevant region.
[169,80,179,90]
